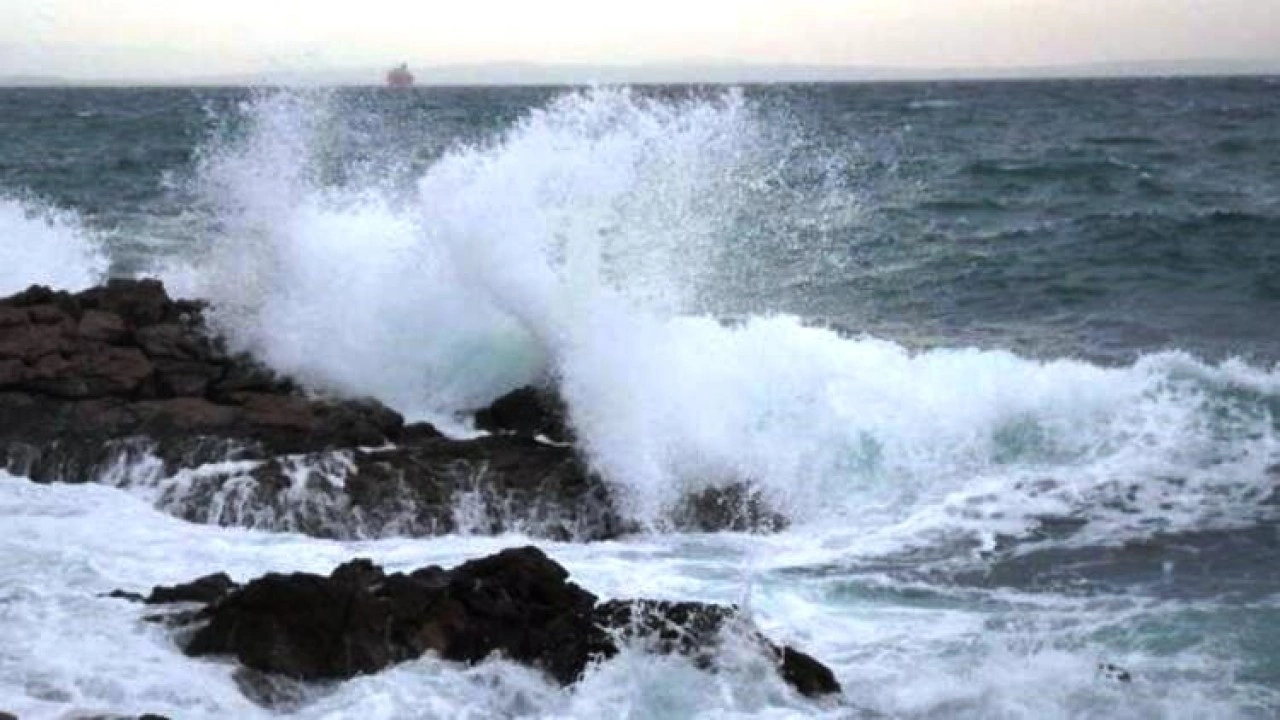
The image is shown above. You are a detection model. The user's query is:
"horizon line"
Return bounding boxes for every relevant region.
[3,57,1279,87]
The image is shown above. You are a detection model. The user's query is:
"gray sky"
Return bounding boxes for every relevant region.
[3,0,1279,81]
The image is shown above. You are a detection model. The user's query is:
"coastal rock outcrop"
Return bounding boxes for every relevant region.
[0,279,400,478]
[0,280,622,540]
[0,279,790,539]
[125,546,840,702]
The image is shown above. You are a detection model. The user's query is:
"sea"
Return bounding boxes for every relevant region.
[1,78,1279,718]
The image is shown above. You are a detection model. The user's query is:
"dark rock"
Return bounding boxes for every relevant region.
[0,711,16,720]
[596,599,841,697]
[776,645,843,697]
[106,573,237,607]
[595,599,737,667]
[0,280,404,481]
[134,430,623,541]
[232,667,315,711]
[0,280,625,542]
[149,547,839,700]
[671,483,789,533]
[1098,662,1132,683]
[474,386,572,443]
[146,572,237,605]
[183,547,610,684]
[79,277,172,327]
[340,435,624,540]
[77,309,129,344]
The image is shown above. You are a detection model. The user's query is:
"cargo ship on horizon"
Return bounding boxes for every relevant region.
[386,63,414,87]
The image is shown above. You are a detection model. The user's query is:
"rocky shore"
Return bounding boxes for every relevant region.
[0,279,626,540]
[0,279,778,540]
[111,546,840,707]
[1,279,839,712]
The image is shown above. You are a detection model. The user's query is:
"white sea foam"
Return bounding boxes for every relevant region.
[0,474,1269,719]
[0,194,107,295]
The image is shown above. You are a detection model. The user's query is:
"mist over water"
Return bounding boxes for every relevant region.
[2,80,1279,717]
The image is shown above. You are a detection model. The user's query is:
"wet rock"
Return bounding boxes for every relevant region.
[107,572,238,609]
[474,386,572,443]
[1098,662,1133,683]
[145,547,840,700]
[145,572,238,605]
[0,281,625,542]
[671,483,789,533]
[232,668,315,711]
[597,599,840,697]
[0,280,402,482]
[775,645,843,697]
[183,547,610,684]
[595,599,737,667]
[340,435,624,539]
[148,435,624,541]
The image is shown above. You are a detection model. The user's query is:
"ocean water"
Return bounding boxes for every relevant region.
[1,78,1279,718]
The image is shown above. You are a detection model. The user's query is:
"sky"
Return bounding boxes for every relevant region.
[2,0,1279,81]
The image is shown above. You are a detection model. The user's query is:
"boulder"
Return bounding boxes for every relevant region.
[131,547,840,702]
[474,386,572,443]
[671,483,789,533]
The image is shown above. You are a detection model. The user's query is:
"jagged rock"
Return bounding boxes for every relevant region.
[596,599,840,696]
[145,572,238,605]
[340,435,624,539]
[107,572,238,612]
[141,435,623,541]
[182,548,610,684]
[0,281,625,542]
[594,599,736,666]
[140,547,840,701]
[671,483,789,533]
[0,280,402,482]
[0,280,792,542]
[473,390,793,534]
[474,386,572,443]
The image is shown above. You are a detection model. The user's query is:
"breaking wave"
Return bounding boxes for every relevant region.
[158,89,1279,550]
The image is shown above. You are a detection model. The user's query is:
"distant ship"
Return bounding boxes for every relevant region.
[386,63,414,88]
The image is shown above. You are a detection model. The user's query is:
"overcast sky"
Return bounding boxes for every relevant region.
[3,0,1279,80]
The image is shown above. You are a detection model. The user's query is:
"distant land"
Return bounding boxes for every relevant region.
[3,58,1278,87]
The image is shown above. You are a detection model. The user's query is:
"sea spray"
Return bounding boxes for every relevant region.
[175,87,770,421]
[168,88,1280,545]
[0,194,107,295]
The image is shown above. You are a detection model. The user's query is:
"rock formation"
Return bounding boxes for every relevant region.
[0,279,786,538]
[0,280,622,540]
[122,546,840,703]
